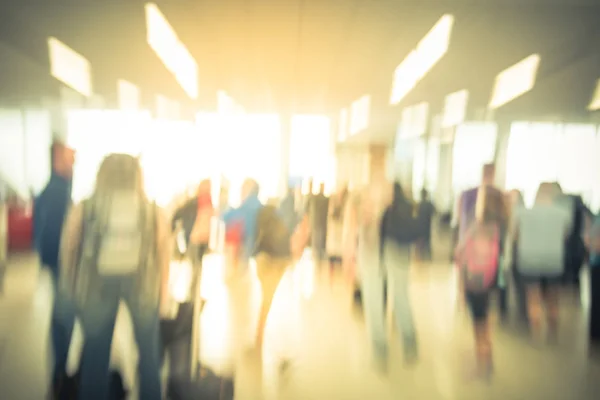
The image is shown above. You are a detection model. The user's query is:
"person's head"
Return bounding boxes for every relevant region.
[241,178,259,200]
[94,153,144,196]
[420,188,429,201]
[481,163,496,186]
[534,182,562,206]
[307,178,314,193]
[392,181,408,205]
[508,189,524,207]
[197,179,211,197]
[319,182,325,194]
[52,142,75,179]
[475,186,506,224]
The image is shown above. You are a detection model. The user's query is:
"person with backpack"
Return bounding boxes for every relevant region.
[58,154,170,400]
[456,163,508,318]
[33,141,76,395]
[511,182,571,342]
[455,186,507,379]
[379,182,422,364]
[222,179,291,352]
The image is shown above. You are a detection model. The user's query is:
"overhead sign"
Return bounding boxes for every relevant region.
[48,37,92,97]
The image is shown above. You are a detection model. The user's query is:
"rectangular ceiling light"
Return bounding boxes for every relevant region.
[118,79,140,110]
[442,89,468,128]
[145,3,198,99]
[349,95,371,135]
[48,37,92,97]
[338,108,348,142]
[390,14,454,105]
[588,78,600,111]
[489,54,540,110]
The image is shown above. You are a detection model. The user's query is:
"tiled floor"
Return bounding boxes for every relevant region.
[1,251,599,399]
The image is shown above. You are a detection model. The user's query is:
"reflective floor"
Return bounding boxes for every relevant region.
[0,251,599,399]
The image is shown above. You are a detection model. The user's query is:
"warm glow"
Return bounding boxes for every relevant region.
[145,3,198,99]
[67,110,152,203]
[217,90,244,115]
[489,54,540,109]
[47,37,92,97]
[156,95,180,119]
[338,108,348,142]
[442,89,468,128]
[349,95,370,135]
[390,14,454,105]
[117,80,140,110]
[452,122,497,194]
[290,115,332,186]
[588,79,600,111]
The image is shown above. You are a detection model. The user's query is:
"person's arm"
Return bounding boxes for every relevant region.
[58,203,83,295]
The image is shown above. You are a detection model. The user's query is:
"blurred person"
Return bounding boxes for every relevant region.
[279,185,300,234]
[416,188,435,262]
[456,164,508,317]
[222,179,290,352]
[59,153,169,400]
[585,214,600,343]
[307,182,329,263]
[511,182,571,341]
[326,185,349,269]
[33,141,75,394]
[380,182,422,364]
[505,189,529,325]
[455,186,507,379]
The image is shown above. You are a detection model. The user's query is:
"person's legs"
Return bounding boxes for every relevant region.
[526,282,544,337]
[48,267,76,386]
[466,292,492,375]
[77,286,120,400]
[542,282,560,337]
[255,253,287,349]
[513,268,529,325]
[386,249,417,361]
[360,252,387,360]
[126,293,163,400]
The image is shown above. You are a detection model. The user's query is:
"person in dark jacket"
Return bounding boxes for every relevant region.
[33,141,75,393]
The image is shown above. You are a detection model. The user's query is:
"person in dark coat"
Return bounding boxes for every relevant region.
[33,141,75,393]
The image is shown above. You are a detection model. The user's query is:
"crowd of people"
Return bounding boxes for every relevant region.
[33,140,599,398]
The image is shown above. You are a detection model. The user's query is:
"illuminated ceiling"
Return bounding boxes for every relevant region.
[0,0,599,133]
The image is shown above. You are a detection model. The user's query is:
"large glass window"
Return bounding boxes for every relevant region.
[557,124,596,206]
[290,115,332,193]
[505,122,561,207]
[452,122,497,194]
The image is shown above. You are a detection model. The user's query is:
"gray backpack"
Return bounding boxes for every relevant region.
[82,191,155,276]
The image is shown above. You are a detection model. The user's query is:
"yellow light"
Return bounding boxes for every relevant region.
[145,3,198,99]
[47,37,92,97]
[390,14,454,105]
[588,79,600,111]
[489,54,540,110]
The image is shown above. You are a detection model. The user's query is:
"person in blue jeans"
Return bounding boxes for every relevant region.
[59,154,170,399]
[33,141,75,394]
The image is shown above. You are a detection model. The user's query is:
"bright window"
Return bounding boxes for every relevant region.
[118,80,140,110]
[557,124,596,205]
[452,122,497,194]
[442,89,468,128]
[290,115,332,192]
[505,122,561,207]
[349,95,370,135]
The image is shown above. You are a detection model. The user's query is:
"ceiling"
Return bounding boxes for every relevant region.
[1,0,599,141]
